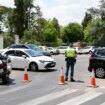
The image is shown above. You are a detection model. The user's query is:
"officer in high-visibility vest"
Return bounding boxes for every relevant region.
[65,44,77,82]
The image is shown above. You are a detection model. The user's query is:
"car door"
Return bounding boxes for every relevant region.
[5,50,17,68]
[14,50,28,69]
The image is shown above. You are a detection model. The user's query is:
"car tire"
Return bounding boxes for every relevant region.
[29,62,38,71]
[95,67,105,78]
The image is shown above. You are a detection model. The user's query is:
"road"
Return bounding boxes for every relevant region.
[0,54,105,105]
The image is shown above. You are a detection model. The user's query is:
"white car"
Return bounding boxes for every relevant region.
[74,47,84,54]
[82,46,95,54]
[1,49,56,71]
[47,47,59,55]
[57,46,68,54]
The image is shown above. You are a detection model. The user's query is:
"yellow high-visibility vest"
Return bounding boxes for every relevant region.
[66,48,76,57]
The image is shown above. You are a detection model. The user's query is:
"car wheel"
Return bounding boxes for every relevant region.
[95,67,105,78]
[29,62,38,71]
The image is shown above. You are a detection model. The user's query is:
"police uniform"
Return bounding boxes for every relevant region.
[65,47,77,82]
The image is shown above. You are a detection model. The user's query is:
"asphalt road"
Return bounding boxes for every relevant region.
[0,54,105,105]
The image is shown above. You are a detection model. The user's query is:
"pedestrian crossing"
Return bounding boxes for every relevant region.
[18,87,105,105]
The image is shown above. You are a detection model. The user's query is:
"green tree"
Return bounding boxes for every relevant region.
[0,6,11,33]
[82,12,92,30]
[43,21,58,46]
[85,0,105,46]
[51,17,60,37]
[62,22,83,43]
[13,0,37,39]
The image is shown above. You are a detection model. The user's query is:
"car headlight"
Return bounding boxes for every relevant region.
[39,60,49,63]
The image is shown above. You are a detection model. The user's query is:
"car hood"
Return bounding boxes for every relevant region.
[27,56,55,62]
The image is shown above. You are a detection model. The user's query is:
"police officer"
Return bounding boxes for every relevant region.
[65,44,77,82]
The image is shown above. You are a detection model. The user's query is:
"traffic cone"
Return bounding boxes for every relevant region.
[58,67,65,85]
[88,68,98,88]
[22,65,31,83]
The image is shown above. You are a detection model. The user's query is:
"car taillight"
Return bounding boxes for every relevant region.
[89,56,93,62]
[0,64,4,68]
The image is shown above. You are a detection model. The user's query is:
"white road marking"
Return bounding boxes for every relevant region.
[0,85,28,96]
[19,88,78,105]
[57,91,102,105]
[100,102,105,105]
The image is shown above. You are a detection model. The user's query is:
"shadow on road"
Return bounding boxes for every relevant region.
[74,80,85,83]
[33,69,57,72]
[0,78,16,86]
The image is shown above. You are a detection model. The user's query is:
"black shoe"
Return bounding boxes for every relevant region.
[70,78,75,82]
[65,78,68,81]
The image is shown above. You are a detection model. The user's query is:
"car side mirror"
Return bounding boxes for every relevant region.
[22,55,27,59]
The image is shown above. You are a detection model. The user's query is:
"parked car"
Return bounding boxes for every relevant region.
[57,46,68,54]
[74,47,84,54]
[39,46,48,51]
[82,46,95,54]
[88,47,105,78]
[47,47,59,55]
[1,49,56,71]
[9,44,51,57]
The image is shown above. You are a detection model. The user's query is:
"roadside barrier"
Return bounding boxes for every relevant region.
[88,68,98,88]
[58,67,65,85]
[22,65,31,83]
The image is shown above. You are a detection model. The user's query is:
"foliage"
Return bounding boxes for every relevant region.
[43,21,59,46]
[62,22,84,43]
[3,33,14,48]
[0,6,12,33]
[84,0,105,46]
[51,17,60,37]
[82,12,92,30]
[21,30,40,45]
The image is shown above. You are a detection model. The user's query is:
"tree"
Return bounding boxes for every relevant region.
[0,6,11,33]
[62,23,83,43]
[82,12,92,30]
[85,0,105,46]
[43,21,58,46]
[13,0,37,39]
[51,17,60,37]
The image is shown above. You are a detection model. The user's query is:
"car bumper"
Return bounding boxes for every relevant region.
[45,61,56,68]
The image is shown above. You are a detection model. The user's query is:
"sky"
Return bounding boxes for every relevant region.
[0,0,100,26]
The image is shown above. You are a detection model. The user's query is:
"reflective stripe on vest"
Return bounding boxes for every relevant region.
[66,48,75,57]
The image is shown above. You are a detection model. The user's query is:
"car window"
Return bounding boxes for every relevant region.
[14,51,27,57]
[96,49,105,57]
[25,50,43,57]
[5,50,15,56]
[21,45,28,49]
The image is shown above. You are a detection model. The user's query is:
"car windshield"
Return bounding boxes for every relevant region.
[27,44,42,51]
[25,50,43,57]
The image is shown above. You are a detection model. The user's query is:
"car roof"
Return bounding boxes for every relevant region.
[95,47,105,50]
[2,48,31,52]
[10,44,37,47]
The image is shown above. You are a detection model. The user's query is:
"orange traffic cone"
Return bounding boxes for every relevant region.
[22,65,31,83]
[89,68,98,88]
[58,67,65,85]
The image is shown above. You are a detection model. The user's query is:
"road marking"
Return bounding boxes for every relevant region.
[19,88,78,105]
[100,102,105,105]
[0,85,28,96]
[57,91,102,105]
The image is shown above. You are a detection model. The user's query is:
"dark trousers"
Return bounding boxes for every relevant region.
[65,58,75,79]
